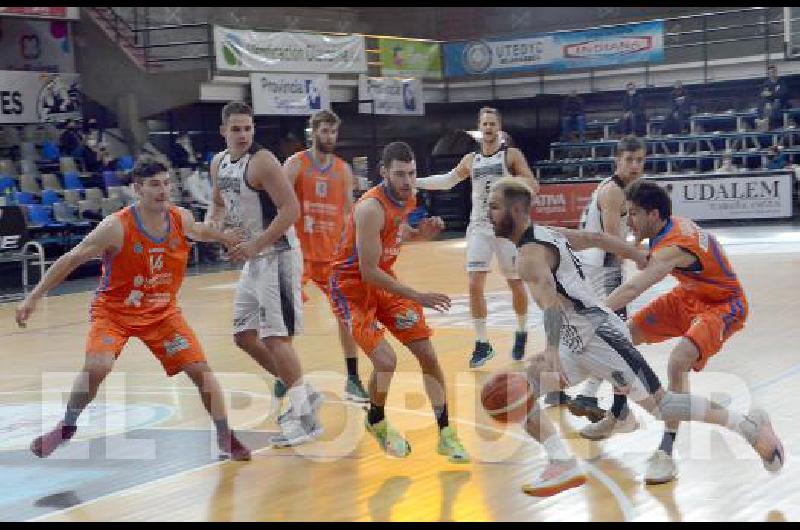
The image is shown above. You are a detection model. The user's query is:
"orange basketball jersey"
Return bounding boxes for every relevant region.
[649,216,744,302]
[294,151,351,262]
[91,205,190,325]
[331,183,416,281]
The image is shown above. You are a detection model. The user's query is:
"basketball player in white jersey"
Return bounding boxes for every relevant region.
[416,107,539,368]
[208,101,322,447]
[557,135,646,423]
[487,176,783,496]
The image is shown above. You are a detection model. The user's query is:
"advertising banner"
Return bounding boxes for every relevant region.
[658,172,793,220]
[0,17,75,73]
[0,70,80,123]
[358,75,424,116]
[250,73,330,116]
[378,38,441,79]
[530,181,598,227]
[444,20,664,77]
[215,26,366,73]
[0,7,79,20]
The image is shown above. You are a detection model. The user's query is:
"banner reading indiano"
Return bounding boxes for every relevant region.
[215,26,366,73]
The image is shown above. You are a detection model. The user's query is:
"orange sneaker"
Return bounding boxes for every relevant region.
[522,459,586,497]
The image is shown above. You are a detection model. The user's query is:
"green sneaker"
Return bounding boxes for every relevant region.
[274,378,287,399]
[345,376,369,403]
[365,418,411,458]
[437,426,470,463]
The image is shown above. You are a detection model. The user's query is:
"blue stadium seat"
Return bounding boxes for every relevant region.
[25,204,65,230]
[103,170,121,188]
[14,191,36,205]
[41,141,60,162]
[41,189,61,205]
[63,171,84,191]
[0,175,17,194]
[116,156,134,172]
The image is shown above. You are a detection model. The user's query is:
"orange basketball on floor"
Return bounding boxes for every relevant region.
[481,371,535,424]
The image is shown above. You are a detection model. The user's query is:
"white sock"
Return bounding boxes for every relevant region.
[581,377,602,398]
[516,313,527,333]
[542,433,572,462]
[474,318,488,343]
[287,383,311,417]
[725,410,755,443]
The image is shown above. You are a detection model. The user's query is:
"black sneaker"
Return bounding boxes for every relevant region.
[511,331,528,361]
[544,390,571,407]
[469,341,495,368]
[567,395,607,423]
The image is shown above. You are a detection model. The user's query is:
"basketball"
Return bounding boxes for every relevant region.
[481,371,535,423]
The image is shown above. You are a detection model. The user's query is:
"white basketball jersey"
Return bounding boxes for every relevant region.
[470,144,510,225]
[577,175,629,268]
[517,224,606,316]
[216,144,298,253]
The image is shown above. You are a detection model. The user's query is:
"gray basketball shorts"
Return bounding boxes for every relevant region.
[233,247,304,338]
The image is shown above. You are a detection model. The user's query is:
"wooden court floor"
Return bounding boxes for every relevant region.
[0,225,798,521]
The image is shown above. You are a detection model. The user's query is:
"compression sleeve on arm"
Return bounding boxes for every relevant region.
[415,170,461,191]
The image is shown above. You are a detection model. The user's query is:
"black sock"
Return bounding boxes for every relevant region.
[214,419,230,435]
[610,394,629,420]
[63,406,82,427]
[346,357,358,379]
[659,431,677,455]
[368,403,385,425]
[434,404,449,430]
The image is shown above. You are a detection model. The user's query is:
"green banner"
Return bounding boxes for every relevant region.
[379,39,441,79]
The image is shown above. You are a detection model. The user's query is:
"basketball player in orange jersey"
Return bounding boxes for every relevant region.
[15,161,251,461]
[487,177,783,496]
[283,110,368,404]
[328,141,469,462]
[415,107,539,368]
[208,101,322,448]
[579,180,751,485]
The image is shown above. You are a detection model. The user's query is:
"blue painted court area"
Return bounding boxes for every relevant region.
[0,429,274,522]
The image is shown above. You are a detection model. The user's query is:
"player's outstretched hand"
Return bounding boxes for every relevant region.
[15,295,38,328]
[416,217,445,241]
[416,292,451,313]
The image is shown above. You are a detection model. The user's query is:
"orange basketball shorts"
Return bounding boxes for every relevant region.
[631,288,748,372]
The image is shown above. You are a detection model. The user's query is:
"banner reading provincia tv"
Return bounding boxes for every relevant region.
[444,20,664,77]
[250,73,330,116]
[215,26,366,73]
[358,76,424,116]
[0,70,81,124]
[378,38,441,79]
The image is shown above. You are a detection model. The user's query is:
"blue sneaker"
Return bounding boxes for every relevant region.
[511,331,528,361]
[469,341,495,368]
[274,378,288,399]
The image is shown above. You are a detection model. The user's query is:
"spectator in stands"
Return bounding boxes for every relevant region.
[561,89,586,143]
[169,132,198,169]
[664,80,690,135]
[717,150,739,173]
[761,65,789,129]
[59,119,84,160]
[620,82,646,137]
[766,145,787,170]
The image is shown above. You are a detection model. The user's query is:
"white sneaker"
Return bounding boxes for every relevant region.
[644,449,678,485]
[277,387,324,425]
[580,411,639,440]
[269,414,323,448]
[522,458,586,497]
[743,408,785,473]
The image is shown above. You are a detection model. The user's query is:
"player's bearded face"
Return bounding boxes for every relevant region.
[314,124,338,154]
[383,160,416,201]
[489,195,514,238]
